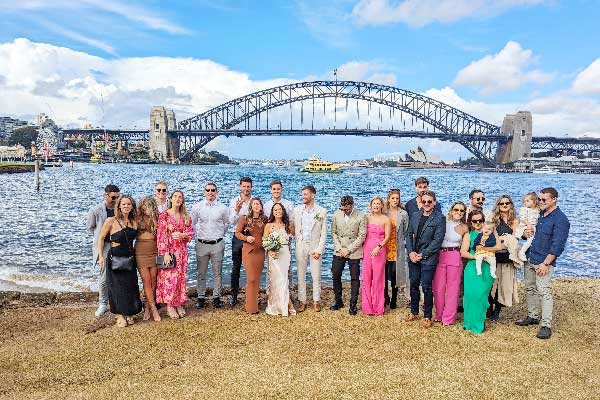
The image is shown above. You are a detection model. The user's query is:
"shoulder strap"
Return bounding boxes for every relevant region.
[115,218,135,253]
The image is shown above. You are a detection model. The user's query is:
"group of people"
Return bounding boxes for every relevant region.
[86,176,570,339]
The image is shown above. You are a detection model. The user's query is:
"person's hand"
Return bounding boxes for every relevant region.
[370,246,380,258]
[164,253,172,265]
[270,250,279,260]
[98,256,105,268]
[476,245,483,250]
[536,263,549,276]
[235,199,243,213]
[340,248,350,258]
[246,236,255,243]
[409,252,420,263]
[523,228,534,238]
[172,232,183,240]
[312,252,321,260]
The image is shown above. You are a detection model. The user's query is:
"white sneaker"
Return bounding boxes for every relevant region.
[95,303,108,317]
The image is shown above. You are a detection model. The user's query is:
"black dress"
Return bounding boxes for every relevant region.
[107,227,142,316]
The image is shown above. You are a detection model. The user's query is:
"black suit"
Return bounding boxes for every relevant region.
[405,209,446,319]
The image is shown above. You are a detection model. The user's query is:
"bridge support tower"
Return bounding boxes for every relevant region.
[496,111,532,164]
[149,106,178,161]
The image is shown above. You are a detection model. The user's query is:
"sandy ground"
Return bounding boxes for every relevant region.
[1,279,599,400]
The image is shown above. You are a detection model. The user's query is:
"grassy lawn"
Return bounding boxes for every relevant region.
[0,278,598,400]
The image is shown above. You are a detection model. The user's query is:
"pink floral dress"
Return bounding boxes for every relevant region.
[156,212,194,307]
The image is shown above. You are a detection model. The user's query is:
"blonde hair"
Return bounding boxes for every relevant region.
[523,192,540,208]
[446,201,467,223]
[370,196,385,213]
[491,195,516,227]
[169,190,191,226]
[114,195,137,223]
[137,196,159,235]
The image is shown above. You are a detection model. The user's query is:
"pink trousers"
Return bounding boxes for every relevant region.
[432,250,463,325]
[362,249,386,315]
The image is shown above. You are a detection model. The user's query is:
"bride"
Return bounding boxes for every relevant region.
[263,203,296,316]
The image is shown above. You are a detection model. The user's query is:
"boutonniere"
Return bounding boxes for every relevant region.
[314,213,323,222]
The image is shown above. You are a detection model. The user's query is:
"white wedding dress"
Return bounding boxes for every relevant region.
[265,226,291,316]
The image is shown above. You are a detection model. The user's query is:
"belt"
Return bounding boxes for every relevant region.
[198,238,223,244]
[440,247,460,252]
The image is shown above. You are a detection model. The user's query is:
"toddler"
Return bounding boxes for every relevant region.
[516,192,541,261]
[472,222,497,279]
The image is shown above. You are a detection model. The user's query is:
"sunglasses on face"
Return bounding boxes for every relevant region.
[422,200,434,205]
[498,201,511,206]
[452,208,466,213]
[156,188,167,193]
[474,197,485,202]
[107,195,119,200]
[205,188,217,192]
[539,198,549,203]
[471,219,483,223]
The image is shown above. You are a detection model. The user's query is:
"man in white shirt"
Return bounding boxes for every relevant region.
[228,176,253,306]
[293,185,327,312]
[263,179,295,301]
[191,182,229,309]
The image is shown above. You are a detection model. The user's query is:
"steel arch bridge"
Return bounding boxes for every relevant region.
[175,81,506,165]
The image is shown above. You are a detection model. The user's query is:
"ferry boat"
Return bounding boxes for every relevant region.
[532,166,560,174]
[298,157,342,173]
[90,154,103,164]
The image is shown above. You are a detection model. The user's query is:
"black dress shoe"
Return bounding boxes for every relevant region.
[457,305,464,313]
[490,307,501,321]
[195,298,205,309]
[348,306,358,315]
[536,326,552,339]
[230,293,238,306]
[515,316,540,326]
[213,297,223,308]
[329,302,344,311]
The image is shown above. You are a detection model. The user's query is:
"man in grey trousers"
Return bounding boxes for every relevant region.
[86,184,120,317]
[190,182,229,309]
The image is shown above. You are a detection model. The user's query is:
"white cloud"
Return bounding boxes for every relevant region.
[38,21,117,56]
[352,0,548,27]
[453,41,554,95]
[572,58,600,95]
[296,0,354,48]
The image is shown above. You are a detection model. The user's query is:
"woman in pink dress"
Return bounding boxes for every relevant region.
[362,197,391,315]
[156,190,194,319]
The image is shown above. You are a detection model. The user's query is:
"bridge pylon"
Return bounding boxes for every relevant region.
[496,111,532,164]
[149,106,178,161]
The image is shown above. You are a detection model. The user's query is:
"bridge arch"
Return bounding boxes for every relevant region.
[176,81,504,164]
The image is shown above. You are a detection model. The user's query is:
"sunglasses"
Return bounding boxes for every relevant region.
[107,195,119,200]
[156,188,167,193]
[205,188,217,192]
[422,200,434,205]
[474,197,485,202]
[452,208,466,213]
[539,198,548,203]
[471,219,483,223]
[498,201,511,206]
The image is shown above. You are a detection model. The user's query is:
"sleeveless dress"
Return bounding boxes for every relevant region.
[491,218,519,307]
[463,230,495,334]
[362,224,386,315]
[107,227,143,316]
[265,226,291,316]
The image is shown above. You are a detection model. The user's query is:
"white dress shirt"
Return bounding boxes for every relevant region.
[191,199,229,240]
[301,205,317,241]
[264,197,294,222]
[229,196,251,226]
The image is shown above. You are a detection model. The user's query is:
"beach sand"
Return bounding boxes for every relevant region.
[1,279,599,400]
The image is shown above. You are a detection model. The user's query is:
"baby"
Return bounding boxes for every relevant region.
[472,222,497,279]
[516,192,541,262]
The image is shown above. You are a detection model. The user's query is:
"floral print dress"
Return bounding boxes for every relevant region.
[156,212,194,307]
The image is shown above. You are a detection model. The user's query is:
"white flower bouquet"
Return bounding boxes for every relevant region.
[262,231,286,257]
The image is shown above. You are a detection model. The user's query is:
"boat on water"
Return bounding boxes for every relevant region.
[298,157,342,173]
[90,155,103,164]
[532,166,560,174]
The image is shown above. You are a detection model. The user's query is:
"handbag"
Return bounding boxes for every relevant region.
[110,219,137,272]
[156,252,177,269]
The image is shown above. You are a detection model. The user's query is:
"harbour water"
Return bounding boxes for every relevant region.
[0,163,596,292]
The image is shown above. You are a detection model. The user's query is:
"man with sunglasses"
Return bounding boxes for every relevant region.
[86,184,120,317]
[154,181,169,213]
[516,188,570,340]
[405,190,446,328]
[190,182,229,309]
[466,189,492,222]
[405,177,442,220]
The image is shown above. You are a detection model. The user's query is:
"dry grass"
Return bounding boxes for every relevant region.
[1,278,599,400]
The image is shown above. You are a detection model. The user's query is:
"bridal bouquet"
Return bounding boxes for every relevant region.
[262,231,286,254]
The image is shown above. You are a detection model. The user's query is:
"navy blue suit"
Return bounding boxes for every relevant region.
[405,209,446,319]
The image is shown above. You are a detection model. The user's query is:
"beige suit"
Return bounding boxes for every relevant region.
[294,204,327,302]
[331,209,367,259]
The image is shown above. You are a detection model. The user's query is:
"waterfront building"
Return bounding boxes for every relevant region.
[0,116,30,140]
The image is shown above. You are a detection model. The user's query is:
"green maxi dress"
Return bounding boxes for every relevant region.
[462,230,495,334]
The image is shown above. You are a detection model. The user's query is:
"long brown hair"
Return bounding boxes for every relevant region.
[169,190,191,226]
[492,195,516,227]
[386,189,406,211]
[245,197,267,228]
[114,195,137,224]
[137,196,159,235]
[267,203,291,234]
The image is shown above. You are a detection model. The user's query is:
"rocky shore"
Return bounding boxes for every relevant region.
[1,279,599,399]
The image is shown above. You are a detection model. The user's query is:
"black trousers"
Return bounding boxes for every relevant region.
[384,260,397,298]
[230,236,243,293]
[408,262,435,319]
[331,255,361,306]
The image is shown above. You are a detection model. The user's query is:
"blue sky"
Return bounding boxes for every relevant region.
[1,0,599,160]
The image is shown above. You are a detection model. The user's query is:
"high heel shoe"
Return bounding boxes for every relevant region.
[176,306,186,318]
[167,306,180,319]
[126,316,134,325]
[143,304,151,321]
[150,303,161,322]
[288,307,297,316]
[116,315,127,328]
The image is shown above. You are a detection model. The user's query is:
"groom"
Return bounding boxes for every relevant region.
[293,185,327,312]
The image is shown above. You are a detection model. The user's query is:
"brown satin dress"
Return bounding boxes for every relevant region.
[235,216,266,313]
[135,222,158,269]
